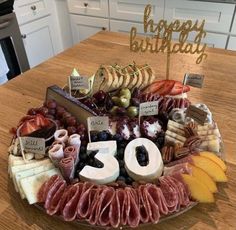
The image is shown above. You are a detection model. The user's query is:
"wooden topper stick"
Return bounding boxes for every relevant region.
[166,50,171,80]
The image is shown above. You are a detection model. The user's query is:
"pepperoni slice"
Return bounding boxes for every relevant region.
[46,180,66,215]
[59,156,75,182]
[138,185,149,223]
[117,188,128,226]
[59,185,76,215]
[62,183,84,221]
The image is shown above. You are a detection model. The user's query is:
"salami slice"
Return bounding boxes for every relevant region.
[145,184,168,215]
[59,156,75,182]
[64,146,79,164]
[62,183,84,221]
[46,180,66,215]
[166,156,193,167]
[159,177,178,213]
[125,187,140,228]
[44,178,64,210]
[98,187,115,226]
[37,175,61,203]
[116,188,128,226]
[138,185,150,223]
[109,190,121,228]
[164,163,192,176]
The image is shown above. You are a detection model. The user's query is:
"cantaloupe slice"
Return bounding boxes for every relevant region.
[188,164,217,193]
[199,151,227,172]
[192,156,228,182]
[182,174,214,203]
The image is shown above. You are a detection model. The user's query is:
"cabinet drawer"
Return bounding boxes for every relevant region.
[14,0,50,25]
[70,15,109,44]
[164,0,234,33]
[227,36,236,51]
[67,0,108,17]
[109,0,164,22]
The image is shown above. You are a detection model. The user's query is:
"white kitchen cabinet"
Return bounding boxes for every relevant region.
[70,14,109,44]
[109,0,165,22]
[164,0,235,33]
[227,36,236,51]
[14,0,51,25]
[231,15,236,35]
[20,16,57,68]
[67,0,109,17]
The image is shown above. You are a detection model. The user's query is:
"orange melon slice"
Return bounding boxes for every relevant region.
[182,174,214,203]
[192,156,227,182]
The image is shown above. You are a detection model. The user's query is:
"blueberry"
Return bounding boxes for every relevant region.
[91,133,98,142]
[113,133,123,143]
[97,131,109,141]
[80,152,88,161]
[117,148,124,160]
[120,167,128,177]
[140,161,147,166]
[117,176,126,182]
[126,177,133,185]
[136,145,147,155]
[88,158,94,166]
[94,159,104,168]
[118,160,125,167]
[137,153,146,163]
[80,145,86,154]
[77,161,86,170]
[89,150,98,158]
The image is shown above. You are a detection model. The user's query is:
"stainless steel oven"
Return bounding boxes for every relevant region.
[0,0,29,84]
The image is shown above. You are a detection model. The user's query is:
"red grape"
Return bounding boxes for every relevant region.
[38,106,49,116]
[77,123,86,133]
[67,126,77,135]
[62,111,71,120]
[93,90,107,104]
[48,108,56,116]
[66,116,77,126]
[27,108,37,115]
[47,100,57,109]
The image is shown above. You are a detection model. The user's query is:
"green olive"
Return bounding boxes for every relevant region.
[119,88,131,100]
[112,96,121,105]
[127,106,139,118]
[119,95,130,108]
[109,106,119,115]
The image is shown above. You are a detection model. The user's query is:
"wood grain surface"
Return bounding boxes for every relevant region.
[0,31,236,229]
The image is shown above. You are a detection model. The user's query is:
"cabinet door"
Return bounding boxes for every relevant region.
[67,0,109,17]
[109,0,164,22]
[164,0,234,33]
[231,16,236,35]
[227,36,236,51]
[70,15,109,44]
[20,16,56,68]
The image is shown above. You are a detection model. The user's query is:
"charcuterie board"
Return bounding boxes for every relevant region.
[8,62,228,229]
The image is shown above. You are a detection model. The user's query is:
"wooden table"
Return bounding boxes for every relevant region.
[0,31,236,229]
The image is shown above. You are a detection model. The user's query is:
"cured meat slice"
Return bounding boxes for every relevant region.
[62,183,84,221]
[166,156,193,167]
[46,180,66,215]
[116,188,128,226]
[138,185,150,223]
[164,163,192,176]
[44,178,64,210]
[171,173,191,197]
[98,187,115,226]
[109,190,121,228]
[64,146,79,164]
[88,186,106,225]
[159,177,178,213]
[37,175,61,203]
[59,156,75,182]
[125,187,140,228]
[145,184,168,215]
[77,185,98,219]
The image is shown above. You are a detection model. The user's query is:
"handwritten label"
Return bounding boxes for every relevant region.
[69,75,89,90]
[19,137,45,155]
[87,116,109,132]
[184,73,204,88]
[139,101,159,117]
[186,105,208,125]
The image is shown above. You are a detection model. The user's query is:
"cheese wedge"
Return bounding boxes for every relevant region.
[14,163,55,198]
[20,168,61,204]
[10,158,51,178]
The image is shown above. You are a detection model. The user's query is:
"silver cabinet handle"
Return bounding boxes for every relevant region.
[31,5,36,11]
[21,34,27,39]
[84,3,88,7]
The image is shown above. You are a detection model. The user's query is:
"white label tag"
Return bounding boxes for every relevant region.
[19,137,45,155]
[69,75,89,90]
[183,73,204,88]
[87,116,109,132]
[139,101,159,116]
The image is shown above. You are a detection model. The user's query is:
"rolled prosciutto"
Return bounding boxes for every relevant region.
[59,156,75,182]
[64,145,79,165]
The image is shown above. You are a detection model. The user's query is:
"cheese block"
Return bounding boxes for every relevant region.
[166,130,186,143]
[87,141,117,156]
[200,139,220,153]
[167,125,185,136]
[124,138,163,182]
[165,135,185,147]
[197,128,220,137]
[10,158,51,178]
[20,168,61,204]
[14,163,55,198]
[168,120,185,130]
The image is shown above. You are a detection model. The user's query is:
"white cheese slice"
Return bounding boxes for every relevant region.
[14,163,55,198]
[87,141,117,156]
[124,138,163,182]
[165,135,184,147]
[168,120,185,130]
[20,168,61,204]
[10,158,51,178]
[166,130,186,143]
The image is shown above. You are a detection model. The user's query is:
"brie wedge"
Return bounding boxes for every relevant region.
[124,138,163,182]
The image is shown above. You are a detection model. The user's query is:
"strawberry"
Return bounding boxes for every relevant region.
[35,114,50,127]
[20,120,40,136]
[169,81,191,96]
[156,80,175,96]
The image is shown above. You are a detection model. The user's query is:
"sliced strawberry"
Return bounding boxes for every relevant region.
[143,80,166,93]
[183,85,190,93]
[169,81,191,95]
[35,114,50,127]
[20,120,40,136]
[156,80,175,96]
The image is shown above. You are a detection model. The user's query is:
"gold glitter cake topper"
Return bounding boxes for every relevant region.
[130,4,208,79]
